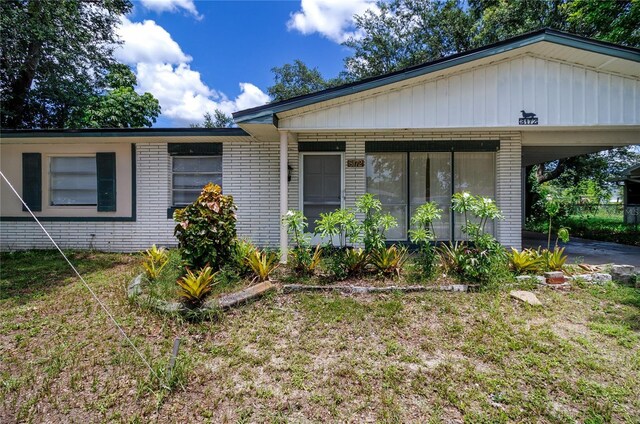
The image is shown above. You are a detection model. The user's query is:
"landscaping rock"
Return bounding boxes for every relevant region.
[611,265,636,286]
[217,281,276,309]
[534,276,546,285]
[510,290,542,306]
[516,275,532,283]
[127,274,144,297]
[592,273,612,284]
[281,284,469,294]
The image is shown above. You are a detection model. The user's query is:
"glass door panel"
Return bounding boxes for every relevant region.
[366,152,407,240]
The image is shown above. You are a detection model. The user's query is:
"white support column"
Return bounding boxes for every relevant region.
[279,131,288,263]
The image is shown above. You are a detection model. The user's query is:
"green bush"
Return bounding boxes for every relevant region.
[355,193,397,252]
[314,208,360,247]
[409,202,442,279]
[173,183,237,271]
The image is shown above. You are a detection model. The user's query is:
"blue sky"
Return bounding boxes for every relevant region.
[117,0,377,127]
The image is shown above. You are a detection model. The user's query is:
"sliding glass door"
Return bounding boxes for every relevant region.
[366,150,495,241]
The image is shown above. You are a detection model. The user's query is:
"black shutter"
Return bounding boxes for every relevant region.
[22,153,42,211]
[96,152,116,212]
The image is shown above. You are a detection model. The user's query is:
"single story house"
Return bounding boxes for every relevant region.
[1,29,639,253]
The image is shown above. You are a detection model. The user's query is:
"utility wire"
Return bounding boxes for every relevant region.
[0,170,162,384]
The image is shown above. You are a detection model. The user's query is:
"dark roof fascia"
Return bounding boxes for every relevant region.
[233,28,640,124]
[0,127,249,138]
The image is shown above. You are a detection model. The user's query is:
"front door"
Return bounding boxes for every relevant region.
[301,153,343,235]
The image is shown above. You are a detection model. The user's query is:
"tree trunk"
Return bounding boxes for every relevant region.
[5,1,43,128]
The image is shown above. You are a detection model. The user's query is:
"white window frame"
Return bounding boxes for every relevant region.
[171,155,222,207]
[49,155,97,207]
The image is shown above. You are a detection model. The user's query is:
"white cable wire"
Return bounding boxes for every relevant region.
[1,170,161,383]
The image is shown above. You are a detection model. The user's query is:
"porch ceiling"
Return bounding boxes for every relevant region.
[522,145,613,166]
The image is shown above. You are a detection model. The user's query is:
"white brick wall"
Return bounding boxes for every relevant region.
[1,132,522,251]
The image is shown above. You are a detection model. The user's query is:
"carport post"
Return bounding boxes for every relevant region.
[279,131,288,263]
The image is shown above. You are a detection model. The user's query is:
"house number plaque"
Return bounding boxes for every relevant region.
[518,110,538,125]
[347,159,365,168]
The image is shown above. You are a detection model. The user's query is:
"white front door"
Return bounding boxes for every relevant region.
[300,153,344,242]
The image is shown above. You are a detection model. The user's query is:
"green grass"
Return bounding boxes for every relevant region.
[1,250,639,422]
[527,213,639,246]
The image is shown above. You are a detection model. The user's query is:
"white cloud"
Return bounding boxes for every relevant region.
[287,0,378,43]
[115,18,190,64]
[139,0,202,19]
[114,17,268,126]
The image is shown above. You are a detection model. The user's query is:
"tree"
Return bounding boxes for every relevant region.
[191,109,234,128]
[343,0,476,80]
[70,64,161,128]
[267,60,340,102]
[1,0,132,129]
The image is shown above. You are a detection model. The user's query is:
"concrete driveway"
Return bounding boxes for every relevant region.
[523,231,640,267]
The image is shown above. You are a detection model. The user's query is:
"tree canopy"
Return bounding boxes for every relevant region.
[70,64,160,128]
[268,60,343,102]
[1,0,133,129]
[191,109,235,128]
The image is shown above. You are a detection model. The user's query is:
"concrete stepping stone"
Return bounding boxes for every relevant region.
[510,290,542,306]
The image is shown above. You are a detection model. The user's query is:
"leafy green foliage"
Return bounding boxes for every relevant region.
[176,266,216,307]
[409,202,442,279]
[282,210,310,249]
[267,60,341,102]
[545,247,568,271]
[232,239,256,276]
[507,248,544,274]
[314,208,360,247]
[173,183,237,271]
[356,194,398,252]
[245,249,279,282]
[370,245,408,277]
[142,244,169,281]
[1,0,133,128]
[71,64,160,128]
[324,247,369,281]
[191,109,234,128]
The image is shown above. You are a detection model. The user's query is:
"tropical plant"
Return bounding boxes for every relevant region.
[438,241,476,279]
[409,201,442,278]
[544,193,562,250]
[314,208,360,247]
[325,247,369,281]
[370,245,408,277]
[451,192,477,239]
[556,227,570,247]
[282,209,310,249]
[141,244,169,281]
[246,249,279,282]
[173,183,237,271]
[289,244,322,276]
[355,193,398,252]
[507,248,544,274]
[232,239,256,276]
[176,266,217,307]
[545,247,568,271]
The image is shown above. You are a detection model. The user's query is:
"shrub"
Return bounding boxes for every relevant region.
[173,183,237,271]
[246,249,279,282]
[355,193,397,252]
[508,248,544,274]
[324,247,368,281]
[232,239,256,276]
[142,244,169,281]
[314,208,360,247]
[282,210,322,275]
[370,245,408,277]
[545,247,568,271]
[176,266,217,307]
[409,202,442,279]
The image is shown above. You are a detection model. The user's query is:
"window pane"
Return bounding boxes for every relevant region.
[172,156,222,206]
[173,156,221,173]
[366,153,407,240]
[50,157,97,206]
[454,152,496,239]
[173,173,221,190]
[410,152,451,240]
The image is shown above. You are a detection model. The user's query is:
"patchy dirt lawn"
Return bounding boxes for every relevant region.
[1,251,639,423]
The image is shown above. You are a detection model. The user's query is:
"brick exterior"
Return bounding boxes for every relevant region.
[1,132,522,251]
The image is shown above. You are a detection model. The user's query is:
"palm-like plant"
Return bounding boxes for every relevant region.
[176,266,216,306]
[507,248,544,274]
[246,249,279,282]
[142,244,169,281]
[369,245,408,277]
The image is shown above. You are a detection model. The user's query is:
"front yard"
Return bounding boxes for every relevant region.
[1,250,639,423]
